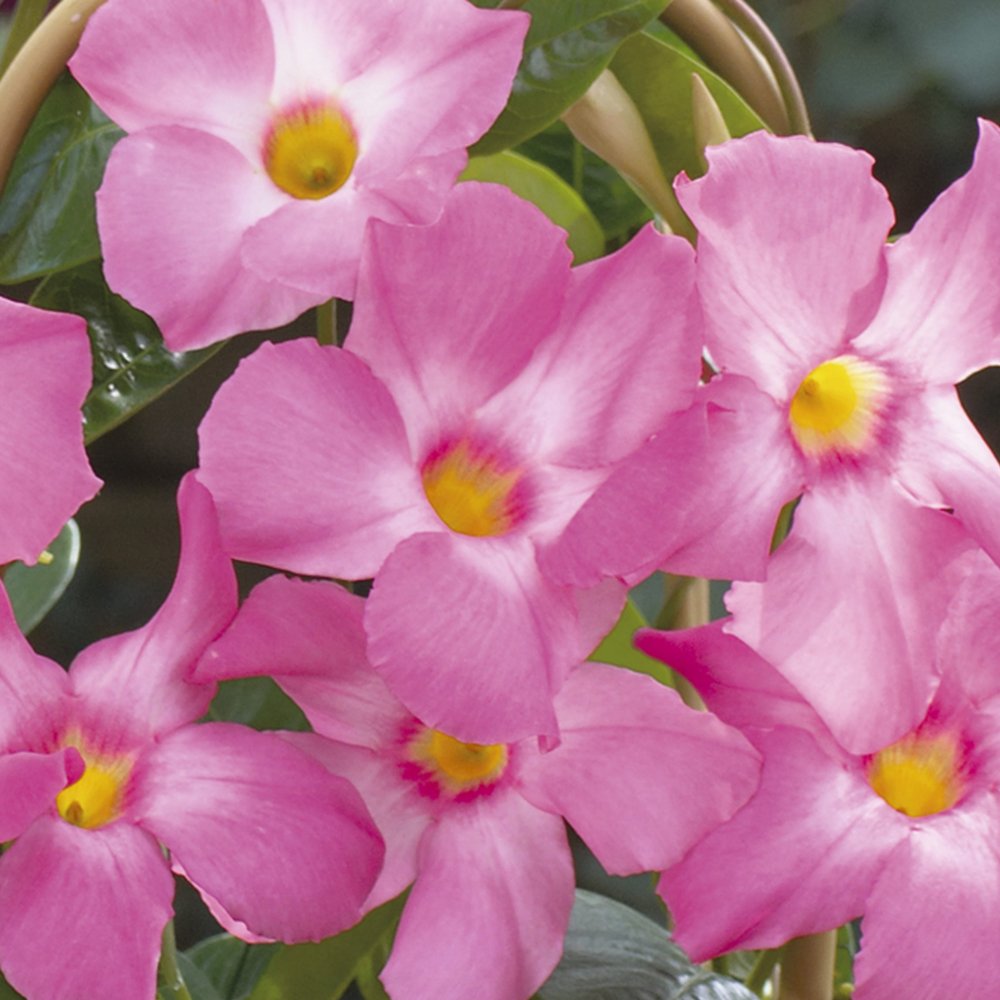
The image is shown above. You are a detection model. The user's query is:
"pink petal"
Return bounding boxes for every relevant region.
[479,225,700,468]
[678,131,893,399]
[853,120,1000,383]
[726,478,973,754]
[0,749,80,841]
[68,474,236,745]
[346,183,572,451]
[659,727,906,961]
[365,532,591,743]
[132,723,383,941]
[198,575,405,750]
[381,794,573,1000]
[519,663,760,873]
[71,0,274,141]
[854,801,1000,1000]
[0,816,173,1000]
[97,127,317,350]
[198,339,439,578]
[0,299,100,564]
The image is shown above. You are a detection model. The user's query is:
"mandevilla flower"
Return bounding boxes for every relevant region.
[637,549,1000,1000]
[0,475,383,1000]
[196,573,761,1000]
[198,181,704,742]
[69,0,528,350]
[0,296,99,563]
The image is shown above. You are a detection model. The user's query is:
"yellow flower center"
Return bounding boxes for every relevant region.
[421,440,524,537]
[788,354,889,459]
[263,100,358,200]
[405,725,509,798]
[56,753,131,830]
[867,731,964,818]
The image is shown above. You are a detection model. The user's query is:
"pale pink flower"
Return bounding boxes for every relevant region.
[0,475,383,1000]
[197,572,761,1000]
[638,549,1000,1000]
[70,0,528,350]
[0,296,99,563]
[198,181,704,742]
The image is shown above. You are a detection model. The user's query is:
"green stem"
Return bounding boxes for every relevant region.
[778,932,836,1000]
[0,0,51,75]
[157,921,193,1000]
[654,575,707,710]
[316,299,337,346]
[746,948,781,996]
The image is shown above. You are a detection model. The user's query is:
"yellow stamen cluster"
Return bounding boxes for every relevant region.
[56,751,131,830]
[867,731,964,818]
[408,726,509,796]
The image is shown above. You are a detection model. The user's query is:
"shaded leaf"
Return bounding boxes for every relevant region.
[208,677,309,733]
[4,519,79,634]
[540,891,757,999]
[474,0,670,154]
[590,598,674,687]
[0,73,122,282]
[461,150,605,262]
[173,954,224,1000]
[184,935,279,1000]
[30,261,223,443]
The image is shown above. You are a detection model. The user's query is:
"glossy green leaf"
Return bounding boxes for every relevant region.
[172,955,224,1000]
[609,29,766,181]
[539,890,757,999]
[183,935,279,1000]
[5,519,80,634]
[0,73,122,282]
[250,892,407,1000]
[208,676,309,733]
[461,150,605,262]
[474,0,670,154]
[590,597,674,687]
[30,261,223,443]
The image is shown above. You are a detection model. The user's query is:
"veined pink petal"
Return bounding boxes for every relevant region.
[0,816,173,1000]
[96,126,317,351]
[519,663,760,873]
[660,727,906,961]
[68,474,236,745]
[365,532,587,743]
[852,120,1000,383]
[381,794,573,1000]
[726,479,972,754]
[678,131,892,399]
[0,749,80,842]
[0,299,101,565]
[71,0,274,144]
[199,575,406,750]
[133,723,383,942]
[346,183,572,452]
[854,801,1000,1000]
[198,339,439,578]
[478,225,699,468]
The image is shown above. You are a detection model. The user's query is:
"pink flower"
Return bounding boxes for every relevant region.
[637,551,1000,1000]
[197,573,761,1000]
[198,181,703,742]
[0,475,383,1000]
[69,0,528,350]
[0,296,100,563]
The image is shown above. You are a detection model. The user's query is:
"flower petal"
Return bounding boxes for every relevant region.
[678,131,893,399]
[0,749,80,841]
[519,663,760,873]
[132,723,383,941]
[0,816,173,1000]
[381,794,573,1000]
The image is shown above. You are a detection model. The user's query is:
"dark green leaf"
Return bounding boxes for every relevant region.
[590,598,674,687]
[0,73,122,282]
[609,30,766,181]
[4,518,80,634]
[0,971,23,999]
[539,890,757,999]
[184,935,279,1000]
[208,676,309,733]
[30,261,223,443]
[461,150,605,262]
[250,892,407,1000]
[474,0,670,154]
[173,954,225,1000]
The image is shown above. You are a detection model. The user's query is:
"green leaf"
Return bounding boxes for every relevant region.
[30,261,224,443]
[0,73,123,282]
[184,935,279,1000]
[591,597,674,687]
[4,519,80,634]
[474,0,670,154]
[250,892,407,1000]
[461,150,605,262]
[208,676,309,733]
[609,29,766,181]
[539,890,757,999]
[173,954,224,1000]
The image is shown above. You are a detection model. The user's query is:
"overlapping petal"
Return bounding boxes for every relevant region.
[0,750,80,842]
